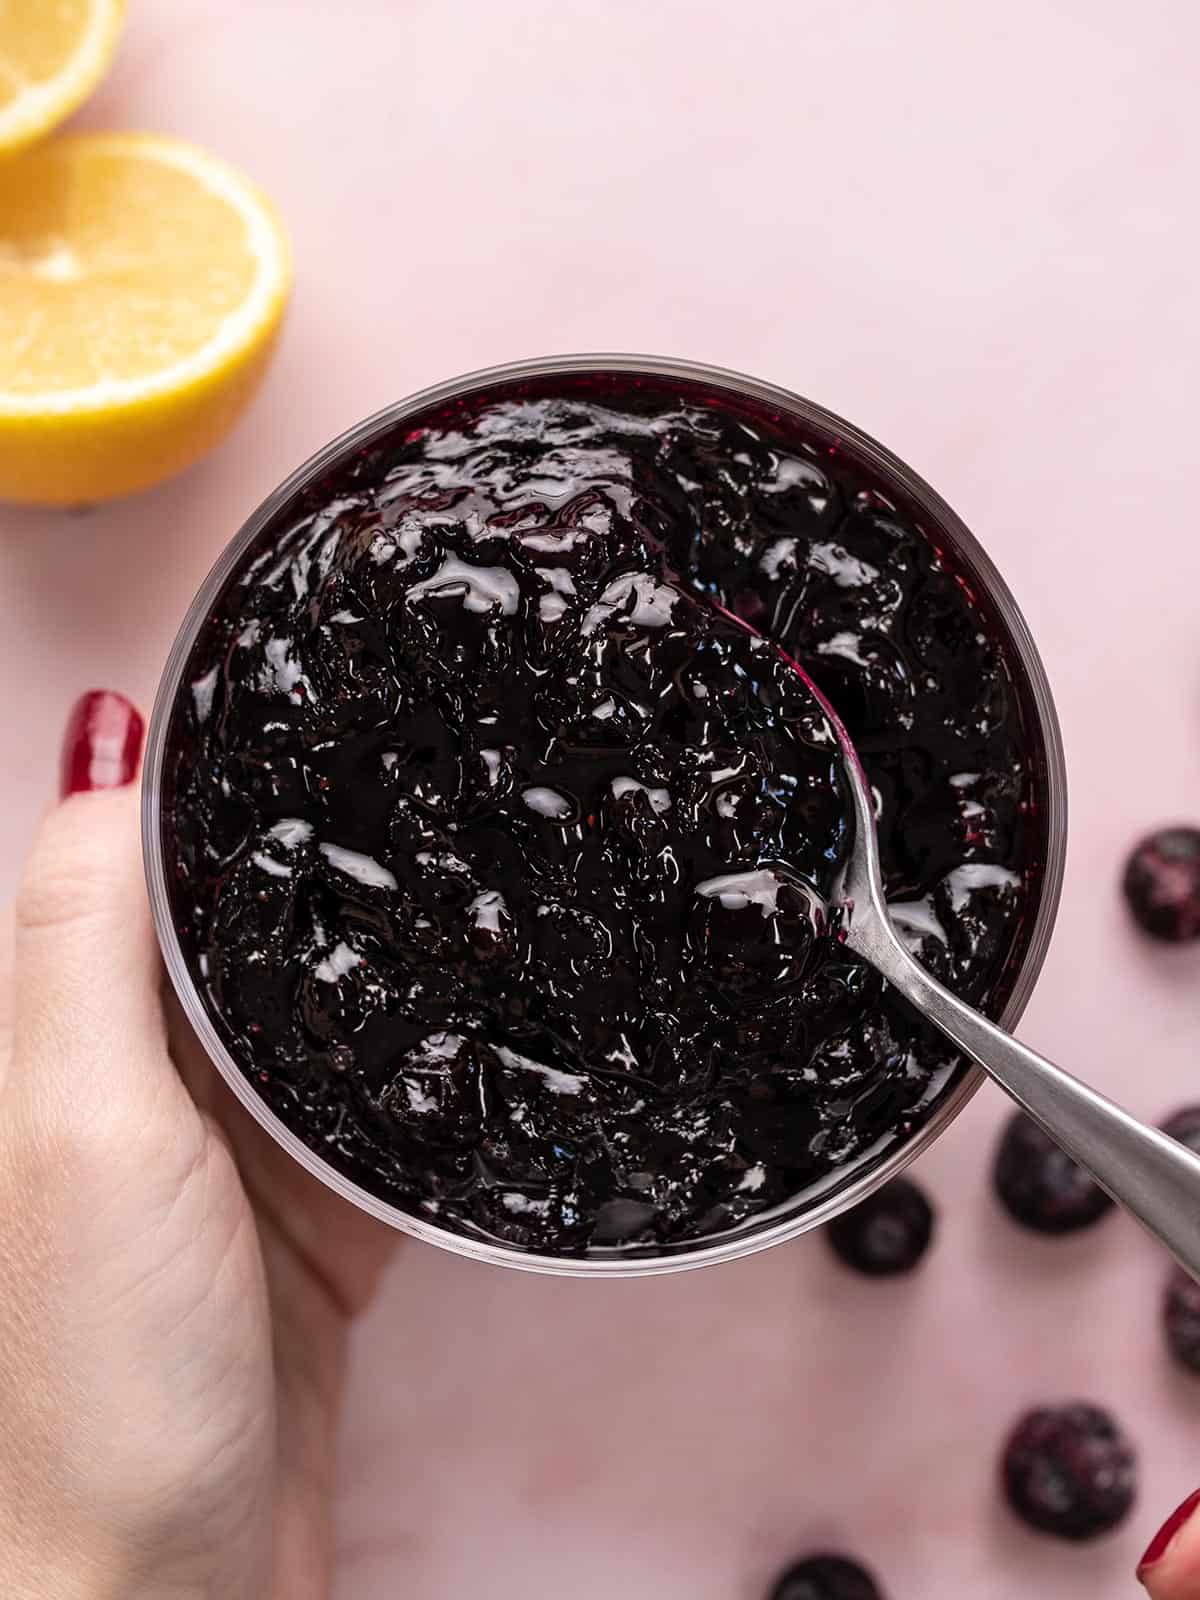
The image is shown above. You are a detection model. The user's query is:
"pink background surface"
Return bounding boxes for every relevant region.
[3,2,1200,1594]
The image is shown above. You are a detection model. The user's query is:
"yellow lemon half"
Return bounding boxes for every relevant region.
[0,133,292,505]
[0,0,128,154]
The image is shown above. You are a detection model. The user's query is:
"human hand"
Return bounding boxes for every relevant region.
[0,691,398,1599]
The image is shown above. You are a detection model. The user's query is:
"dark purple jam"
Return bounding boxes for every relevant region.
[162,370,1047,1254]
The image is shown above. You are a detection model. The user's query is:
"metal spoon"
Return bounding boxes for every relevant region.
[777,639,1200,1280]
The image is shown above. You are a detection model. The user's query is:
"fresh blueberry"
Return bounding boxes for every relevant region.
[768,1553,883,1600]
[1002,1403,1136,1540]
[1161,1104,1200,1156]
[1164,1267,1200,1375]
[826,1177,935,1275]
[993,1112,1113,1233]
[1123,826,1200,941]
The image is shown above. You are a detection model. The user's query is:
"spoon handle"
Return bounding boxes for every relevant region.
[860,920,1200,1279]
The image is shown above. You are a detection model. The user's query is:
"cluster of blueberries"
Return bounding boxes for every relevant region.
[763,825,1200,1600]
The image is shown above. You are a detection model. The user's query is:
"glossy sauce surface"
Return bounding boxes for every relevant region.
[163,372,1042,1254]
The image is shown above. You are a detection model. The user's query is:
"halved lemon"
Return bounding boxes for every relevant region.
[0,0,128,154]
[0,132,292,505]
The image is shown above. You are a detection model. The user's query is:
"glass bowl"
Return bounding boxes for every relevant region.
[143,354,1067,1277]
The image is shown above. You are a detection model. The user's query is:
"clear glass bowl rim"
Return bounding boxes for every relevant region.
[142,351,1068,1278]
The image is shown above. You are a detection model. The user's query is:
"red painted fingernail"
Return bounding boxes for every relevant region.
[1138,1488,1200,1579]
[60,691,144,799]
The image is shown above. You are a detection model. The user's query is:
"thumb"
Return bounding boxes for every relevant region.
[1139,1490,1200,1596]
[9,691,189,1141]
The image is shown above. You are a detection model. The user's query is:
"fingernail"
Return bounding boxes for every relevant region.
[1138,1488,1200,1580]
[60,691,144,799]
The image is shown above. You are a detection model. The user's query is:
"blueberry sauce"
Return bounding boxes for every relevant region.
[162,370,1048,1254]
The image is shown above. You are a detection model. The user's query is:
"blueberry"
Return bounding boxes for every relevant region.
[1002,1403,1136,1540]
[1164,1267,1200,1375]
[767,1553,883,1600]
[1162,1104,1200,1156]
[377,1032,485,1149]
[826,1177,935,1276]
[1123,826,1200,941]
[992,1112,1113,1233]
